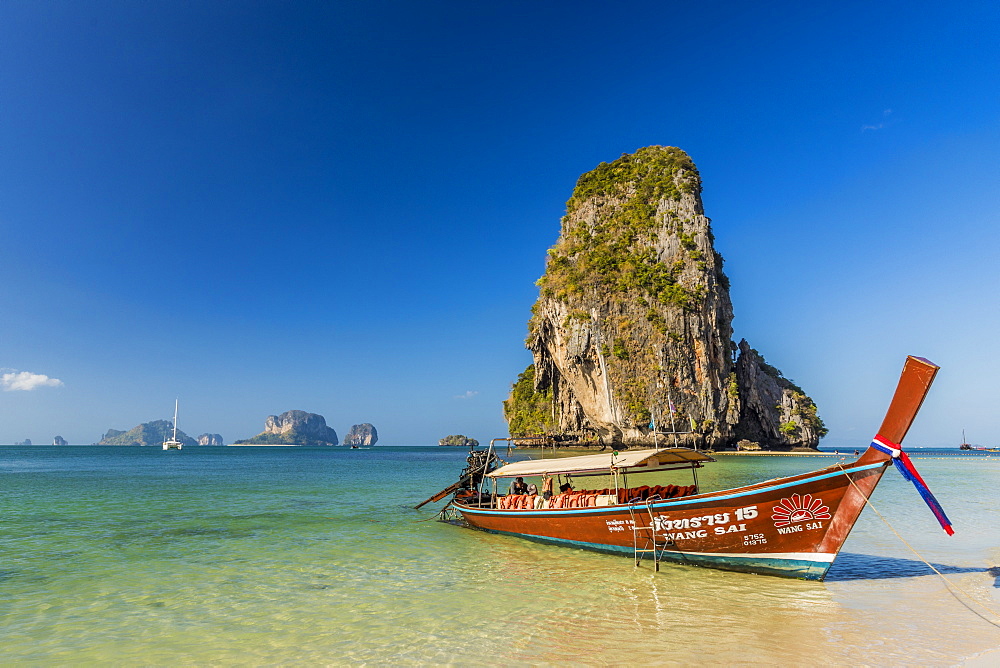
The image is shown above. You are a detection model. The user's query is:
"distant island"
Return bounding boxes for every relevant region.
[97,420,199,447]
[235,410,339,446]
[53,436,68,446]
[85,410,373,447]
[343,423,378,446]
[439,434,479,447]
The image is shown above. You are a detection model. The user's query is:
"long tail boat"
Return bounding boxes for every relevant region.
[425,356,953,580]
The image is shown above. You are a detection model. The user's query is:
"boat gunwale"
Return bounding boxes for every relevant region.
[453,460,888,517]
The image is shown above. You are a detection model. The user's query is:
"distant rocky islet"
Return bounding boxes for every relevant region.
[343,423,378,446]
[234,410,339,446]
[438,435,479,447]
[97,420,198,447]
[92,410,378,447]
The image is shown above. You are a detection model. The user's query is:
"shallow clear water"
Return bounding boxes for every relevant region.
[1,446,998,664]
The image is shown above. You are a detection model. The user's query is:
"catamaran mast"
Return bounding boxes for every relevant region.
[172,399,178,441]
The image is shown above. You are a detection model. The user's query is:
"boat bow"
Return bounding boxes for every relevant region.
[855,356,952,535]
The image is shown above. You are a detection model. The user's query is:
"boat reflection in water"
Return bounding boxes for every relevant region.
[423,356,952,580]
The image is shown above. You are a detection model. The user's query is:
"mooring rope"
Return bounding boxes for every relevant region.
[414,500,458,522]
[837,463,1000,628]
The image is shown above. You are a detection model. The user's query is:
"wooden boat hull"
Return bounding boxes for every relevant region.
[454,460,889,580]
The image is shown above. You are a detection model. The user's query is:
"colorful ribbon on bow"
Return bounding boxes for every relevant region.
[870,435,954,535]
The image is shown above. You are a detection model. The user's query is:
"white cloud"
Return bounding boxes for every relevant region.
[454,390,479,400]
[1,370,64,391]
[862,109,893,132]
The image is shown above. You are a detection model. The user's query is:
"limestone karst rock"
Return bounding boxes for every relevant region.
[97,420,198,447]
[235,410,339,445]
[343,423,378,446]
[53,436,68,446]
[438,435,479,447]
[197,433,225,446]
[505,147,824,449]
[733,340,825,448]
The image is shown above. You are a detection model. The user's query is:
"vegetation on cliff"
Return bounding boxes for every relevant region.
[743,346,828,440]
[503,365,558,437]
[793,397,827,438]
[535,147,709,312]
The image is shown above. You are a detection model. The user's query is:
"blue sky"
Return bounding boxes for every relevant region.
[2,1,998,446]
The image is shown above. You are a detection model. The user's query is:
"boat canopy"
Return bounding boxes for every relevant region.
[485,448,715,479]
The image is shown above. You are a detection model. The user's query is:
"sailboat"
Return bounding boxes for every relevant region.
[162,399,184,450]
[959,429,972,450]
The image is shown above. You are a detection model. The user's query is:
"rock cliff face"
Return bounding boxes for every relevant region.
[197,433,225,446]
[505,147,824,449]
[53,436,68,446]
[733,340,825,448]
[97,420,198,447]
[236,410,339,445]
[343,423,378,446]
[264,411,337,442]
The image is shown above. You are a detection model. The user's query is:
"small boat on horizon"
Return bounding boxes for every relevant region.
[959,429,972,450]
[162,399,183,451]
[419,356,953,580]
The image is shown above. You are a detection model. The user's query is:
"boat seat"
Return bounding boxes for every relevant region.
[497,494,543,510]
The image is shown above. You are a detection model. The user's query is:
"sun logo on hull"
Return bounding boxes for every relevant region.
[771,493,831,527]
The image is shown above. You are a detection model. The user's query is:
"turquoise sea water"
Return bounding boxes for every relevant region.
[1,446,998,664]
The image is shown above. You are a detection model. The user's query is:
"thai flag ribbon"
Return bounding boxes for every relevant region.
[871,435,955,535]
